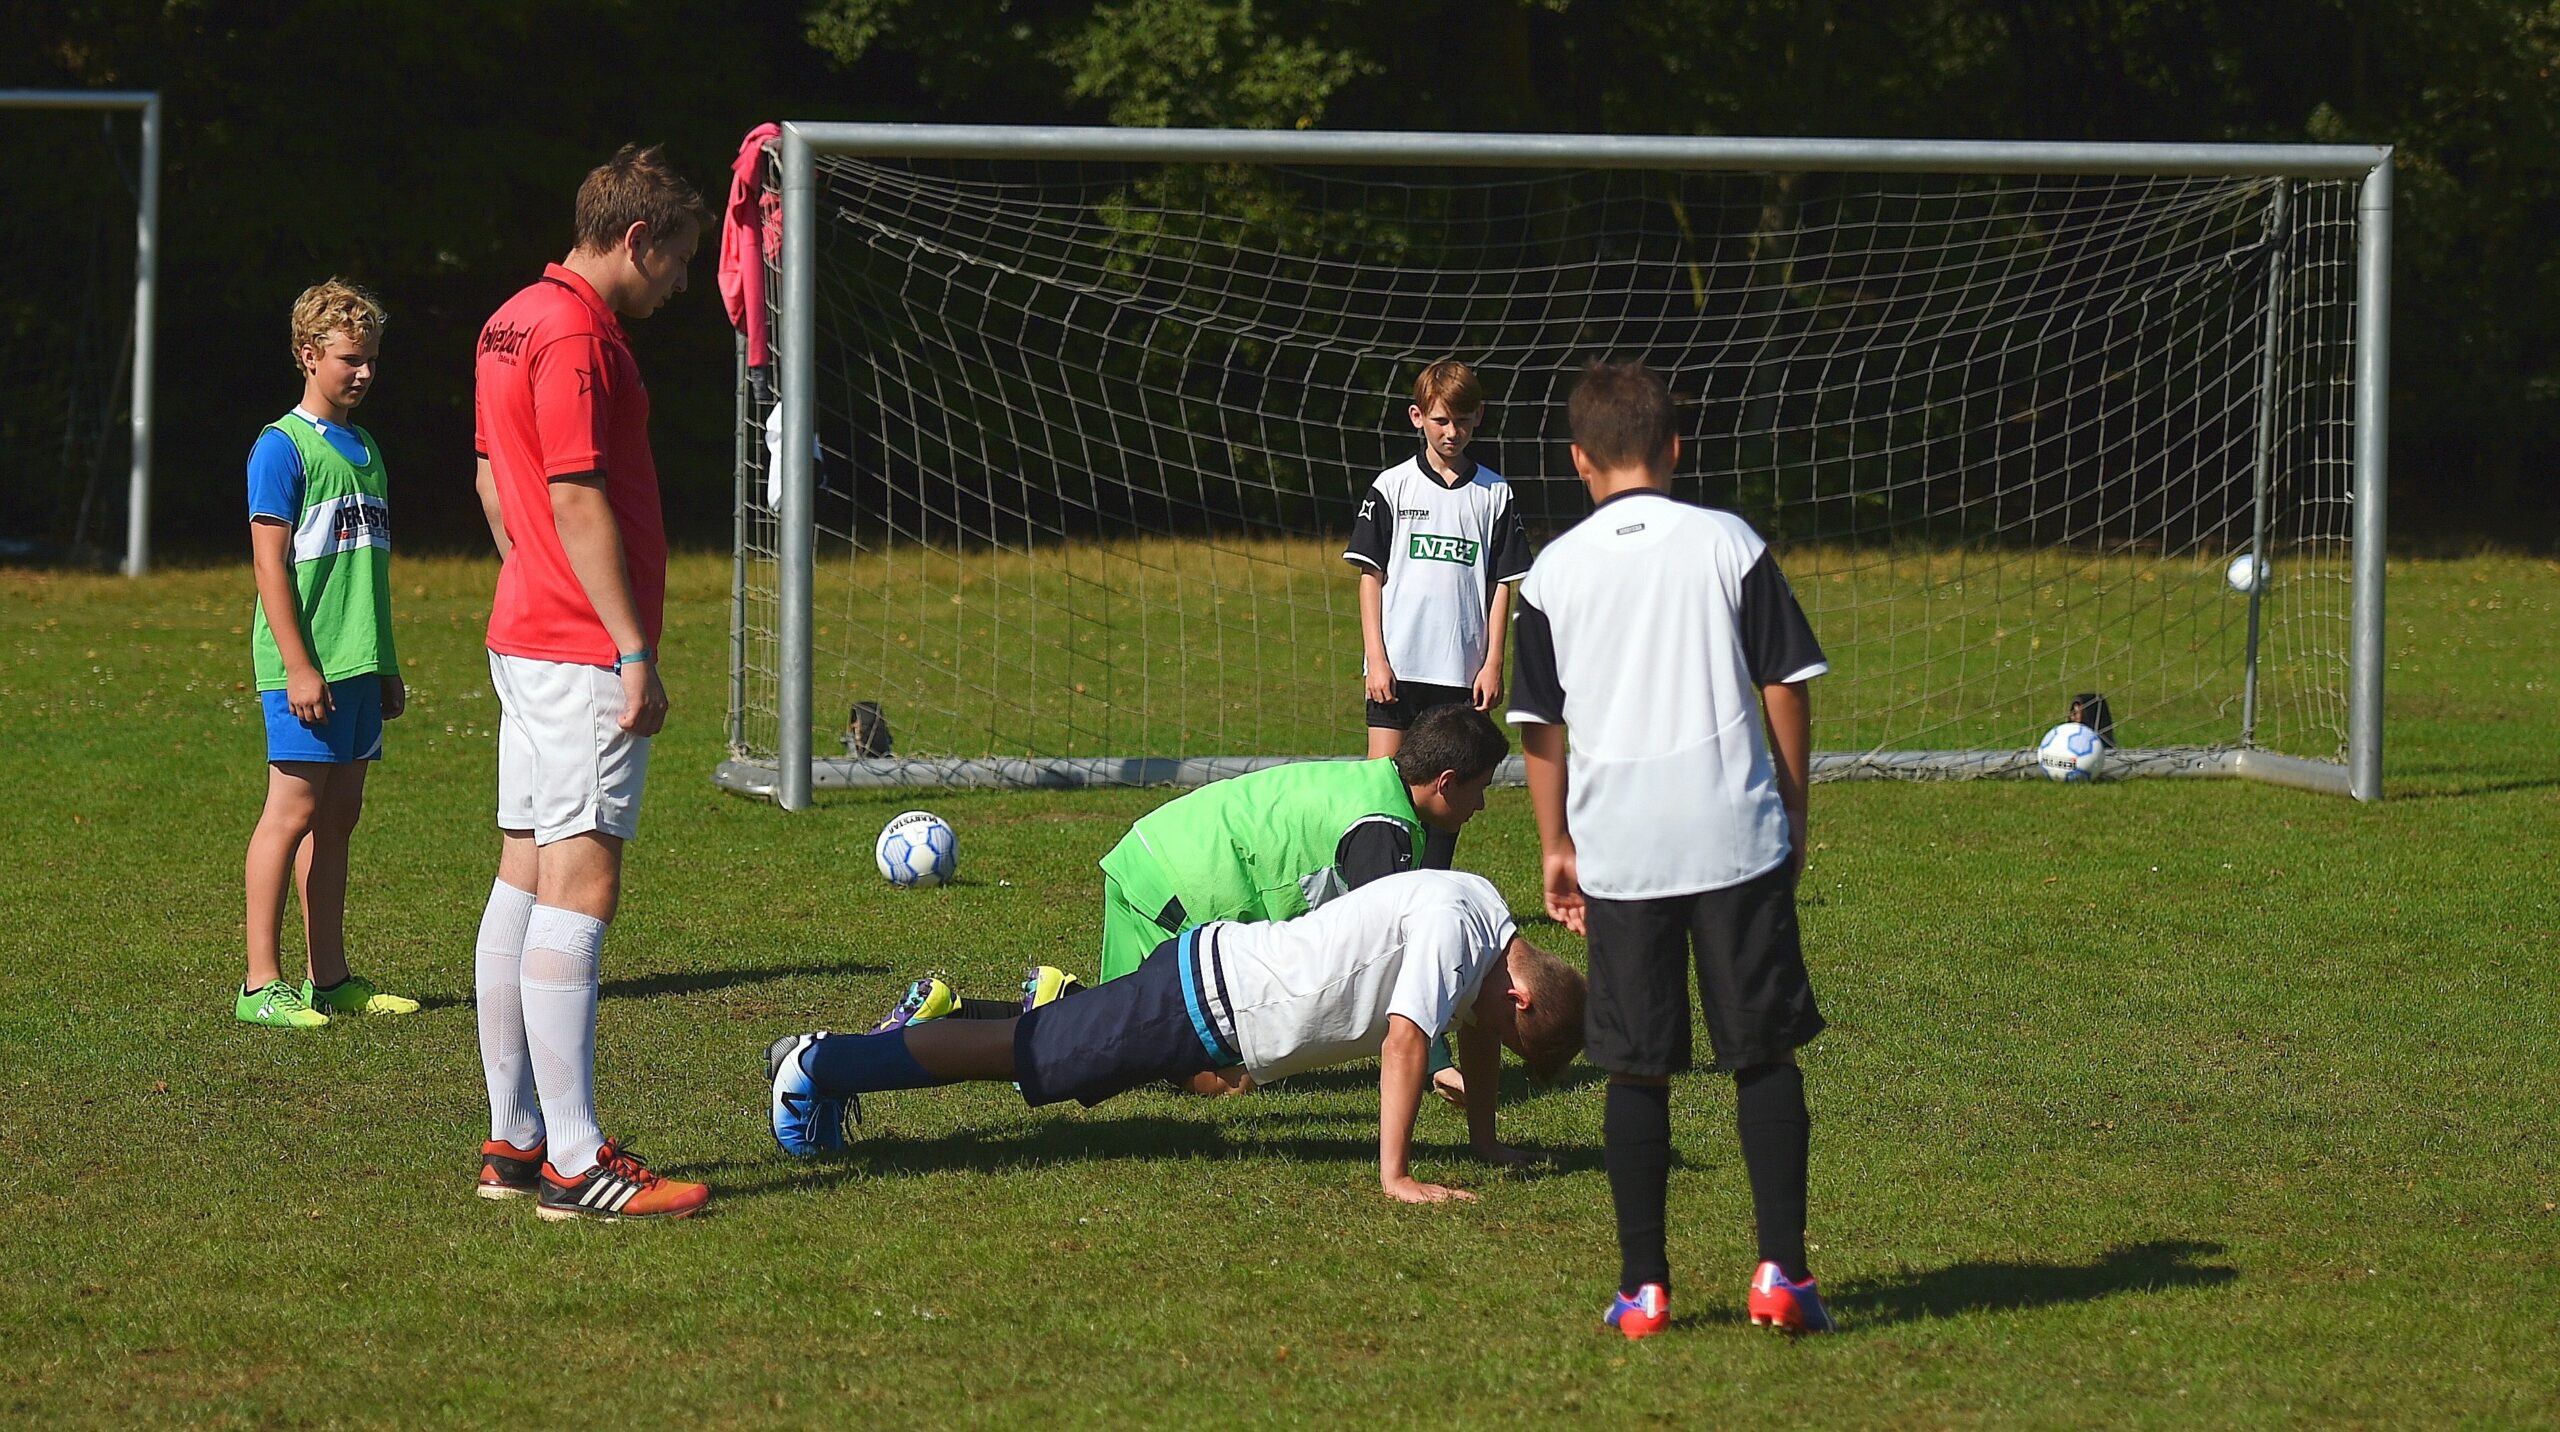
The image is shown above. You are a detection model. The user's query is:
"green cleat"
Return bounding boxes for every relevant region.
[303,973,420,1016]
[236,981,329,1030]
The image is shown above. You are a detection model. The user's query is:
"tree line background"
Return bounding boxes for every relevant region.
[4,0,2553,557]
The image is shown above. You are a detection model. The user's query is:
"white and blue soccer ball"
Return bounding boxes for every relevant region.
[2226,552,2267,594]
[874,809,958,888]
[2036,721,2109,783]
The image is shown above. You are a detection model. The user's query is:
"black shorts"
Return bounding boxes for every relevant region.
[1014,930,1237,1108]
[1583,865,1824,1076]
[1366,680,1472,731]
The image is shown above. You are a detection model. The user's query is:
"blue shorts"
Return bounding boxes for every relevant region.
[260,675,383,764]
[1015,929,1240,1108]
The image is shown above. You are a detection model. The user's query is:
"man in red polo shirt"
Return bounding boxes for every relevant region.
[467,144,709,1223]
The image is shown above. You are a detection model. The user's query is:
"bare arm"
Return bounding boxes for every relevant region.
[1761,679,1812,887]
[1473,581,1513,710]
[1358,569,1396,704]
[1379,1015,1474,1203]
[251,519,330,723]
[550,475,666,737]
[475,457,511,559]
[1521,721,1582,935]
[1457,1008,1523,1166]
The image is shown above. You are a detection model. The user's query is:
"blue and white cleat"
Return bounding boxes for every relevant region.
[767,1031,853,1158]
[1747,1260,1837,1333]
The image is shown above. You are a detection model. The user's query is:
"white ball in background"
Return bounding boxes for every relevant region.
[2037,721,2109,783]
[2226,552,2266,594]
[874,809,958,888]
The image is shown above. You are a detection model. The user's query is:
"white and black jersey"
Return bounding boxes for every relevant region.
[1343,454,1533,688]
[1507,490,1827,900]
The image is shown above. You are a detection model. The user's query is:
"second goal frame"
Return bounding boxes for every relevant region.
[738,124,2392,809]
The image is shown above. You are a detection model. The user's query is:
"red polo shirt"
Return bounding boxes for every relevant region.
[474,263,667,666]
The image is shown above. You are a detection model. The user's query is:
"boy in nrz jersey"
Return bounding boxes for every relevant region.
[767,871,1586,1204]
[1343,358,1531,820]
[1510,358,1835,1338]
[237,280,419,1030]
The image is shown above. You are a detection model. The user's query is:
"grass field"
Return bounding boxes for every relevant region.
[5,550,2557,1426]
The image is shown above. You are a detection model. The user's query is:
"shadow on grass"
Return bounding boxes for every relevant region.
[1788,1239,2238,1330]
[693,1111,1603,1200]
[600,960,889,1002]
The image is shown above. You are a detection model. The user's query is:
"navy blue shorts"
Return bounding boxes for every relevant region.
[1015,930,1239,1108]
[1364,680,1470,732]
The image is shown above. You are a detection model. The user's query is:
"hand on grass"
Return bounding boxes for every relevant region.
[1381,1174,1476,1204]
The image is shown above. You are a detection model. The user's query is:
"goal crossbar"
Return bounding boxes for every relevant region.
[738,124,2392,807]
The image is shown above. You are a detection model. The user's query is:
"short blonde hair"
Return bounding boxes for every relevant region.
[1506,938,1586,1086]
[1412,358,1485,416]
[573,143,707,255]
[289,279,386,372]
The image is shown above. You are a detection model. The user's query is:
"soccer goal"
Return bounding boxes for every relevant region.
[0,90,160,575]
[721,126,2390,808]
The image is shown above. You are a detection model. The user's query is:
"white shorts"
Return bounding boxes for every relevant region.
[489,650,651,845]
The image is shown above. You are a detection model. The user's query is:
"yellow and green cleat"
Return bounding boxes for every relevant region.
[304,973,420,1016]
[870,974,960,1033]
[235,981,329,1030]
[1020,965,1084,1012]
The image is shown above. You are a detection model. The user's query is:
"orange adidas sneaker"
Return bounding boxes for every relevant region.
[535,1140,710,1223]
[477,1138,546,1200]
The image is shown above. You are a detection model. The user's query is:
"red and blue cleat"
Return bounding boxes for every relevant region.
[1747,1260,1836,1333]
[1604,1283,1670,1340]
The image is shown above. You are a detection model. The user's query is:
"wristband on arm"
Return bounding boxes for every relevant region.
[614,648,654,672]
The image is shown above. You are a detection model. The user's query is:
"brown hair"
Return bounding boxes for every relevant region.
[1567,357,1677,471]
[1412,358,1485,416]
[288,279,386,372]
[1393,704,1509,787]
[573,143,708,255]
[1505,938,1586,1086]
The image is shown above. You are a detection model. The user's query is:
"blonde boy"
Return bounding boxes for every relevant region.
[237,280,417,1028]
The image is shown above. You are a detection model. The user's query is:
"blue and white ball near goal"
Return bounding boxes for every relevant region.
[875,810,958,888]
[2036,722,2109,783]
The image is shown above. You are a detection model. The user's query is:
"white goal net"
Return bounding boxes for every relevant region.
[724,129,2388,805]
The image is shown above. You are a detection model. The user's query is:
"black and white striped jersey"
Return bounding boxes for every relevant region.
[1507,489,1827,899]
[1343,454,1533,688]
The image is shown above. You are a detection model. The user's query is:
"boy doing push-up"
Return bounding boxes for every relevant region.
[765,870,1585,1204]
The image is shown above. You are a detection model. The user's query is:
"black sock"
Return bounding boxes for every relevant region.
[955,997,1017,1020]
[1604,1081,1673,1295]
[1420,825,1458,871]
[1735,1062,1811,1280]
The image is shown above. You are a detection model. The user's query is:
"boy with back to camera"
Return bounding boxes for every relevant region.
[237,280,419,1029]
[767,869,1586,1205]
[1508,358,1836,1337]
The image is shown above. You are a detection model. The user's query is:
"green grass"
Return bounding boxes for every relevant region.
[4,551,2557,1426]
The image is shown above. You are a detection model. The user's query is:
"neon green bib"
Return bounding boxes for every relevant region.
[252,414,397,689]
[1098,759,1421,927]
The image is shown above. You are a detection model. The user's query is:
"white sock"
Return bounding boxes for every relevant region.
[473,879,542,1148]
[521,905,609,1177]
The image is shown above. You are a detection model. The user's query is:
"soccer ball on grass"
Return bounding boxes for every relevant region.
[2036,722,2108,783]
[875,810,957,888]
